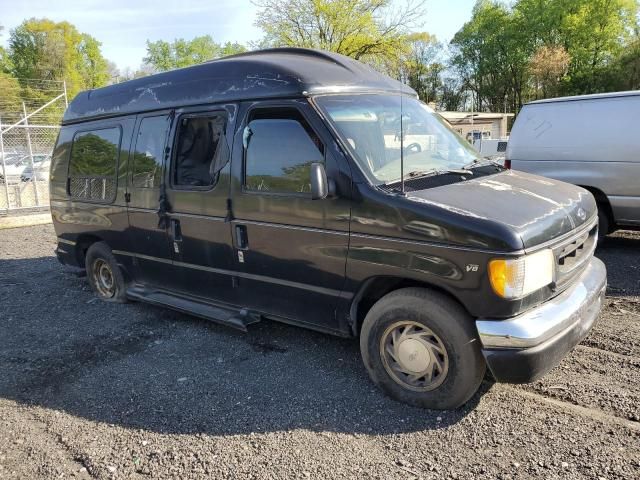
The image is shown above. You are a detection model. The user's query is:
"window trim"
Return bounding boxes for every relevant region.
[242,104,326,198]
[131,113,171,190]
[169,110,229,192]
[67,124,123,204]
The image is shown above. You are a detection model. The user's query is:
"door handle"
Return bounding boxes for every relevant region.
[235,224,248,250]
[171,218,182,254]
[171,218,182,241]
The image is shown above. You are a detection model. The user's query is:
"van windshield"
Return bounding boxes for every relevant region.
[315,94,481,185]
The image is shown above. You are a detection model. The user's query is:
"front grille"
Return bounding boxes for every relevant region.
[552,222,598,291]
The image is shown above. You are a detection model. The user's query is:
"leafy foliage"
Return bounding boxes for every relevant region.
[253,0,424,66]
[529,45,571,98]
[0,46,11,74]
[451,0,639,112]
[395,32,444,103]
[8,18,110,99]
[0,73,22,119]
[144,36,247,71]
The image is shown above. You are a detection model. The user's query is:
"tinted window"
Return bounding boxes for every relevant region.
[245,118,323,194]
[68,127,121,201]
[173,115,227,188]
[132,116,169,188]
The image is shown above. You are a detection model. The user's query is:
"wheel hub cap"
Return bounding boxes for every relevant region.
[397,338,431,373]
[380,321,449,392]
[93,259,115,298]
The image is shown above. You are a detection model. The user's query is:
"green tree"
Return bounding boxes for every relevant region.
[529,44,570,98]
[450,0,639,112]
[79,33,110,88]
[220,42,247,57]
[451,1,528,112]
[397,32,444,103]
[607,36,640,90]
[439,76,466,111]
[0,46,10,73]
[515,0,638,94]
[144,36,247,71]
[253,0,424,67]
[0,25,12,73]
[0,73,22,119]
[561,0,637,93]
[7,18,110,98]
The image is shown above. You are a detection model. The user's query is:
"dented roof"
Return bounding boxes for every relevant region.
[62,48,416,124]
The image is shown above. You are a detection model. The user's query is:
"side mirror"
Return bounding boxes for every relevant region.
[310,162,328,200]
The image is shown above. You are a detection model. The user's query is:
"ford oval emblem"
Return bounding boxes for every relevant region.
[577,208,586,221]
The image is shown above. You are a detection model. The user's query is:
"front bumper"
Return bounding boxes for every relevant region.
[476,256,607,383]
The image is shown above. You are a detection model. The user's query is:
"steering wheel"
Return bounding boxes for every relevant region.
[403,142,422,155]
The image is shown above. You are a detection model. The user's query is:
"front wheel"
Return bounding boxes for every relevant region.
[360,288,485,409]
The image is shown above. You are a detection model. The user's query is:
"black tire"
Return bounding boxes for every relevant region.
[85,241,127,303]
[597,203,611,245]
[360,287,485,410]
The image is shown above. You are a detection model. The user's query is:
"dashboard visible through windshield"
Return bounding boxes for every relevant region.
[315,94,481,185]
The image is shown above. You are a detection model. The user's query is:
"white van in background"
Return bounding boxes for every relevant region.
[506,91,640,238]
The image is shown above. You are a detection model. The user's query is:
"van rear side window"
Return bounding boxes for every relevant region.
[68,127,121,202]
[133,116,169,188]
[173,114,227,188]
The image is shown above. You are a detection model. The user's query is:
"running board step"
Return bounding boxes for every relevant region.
[126,286,260,332]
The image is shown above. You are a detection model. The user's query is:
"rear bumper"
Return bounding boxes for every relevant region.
[476,257,607,383]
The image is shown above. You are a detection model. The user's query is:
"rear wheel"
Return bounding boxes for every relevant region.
[85,242,127,303]
[360,288,485,409]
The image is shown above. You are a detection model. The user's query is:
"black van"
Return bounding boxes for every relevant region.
[50,48,606,409]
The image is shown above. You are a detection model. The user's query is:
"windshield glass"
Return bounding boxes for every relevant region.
[316,94,481,184]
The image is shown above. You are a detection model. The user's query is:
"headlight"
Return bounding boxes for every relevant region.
[488,249,554,299]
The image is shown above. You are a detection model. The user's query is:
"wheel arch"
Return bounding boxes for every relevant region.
[578,185,615,231]
[349,276,470,337]
[74,234,105,268]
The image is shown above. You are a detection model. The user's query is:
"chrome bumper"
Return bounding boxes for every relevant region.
[476,257,607,350]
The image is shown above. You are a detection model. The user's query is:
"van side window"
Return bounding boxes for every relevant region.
[244,108,324,194]
[173,114,227,188]
[68,127,121,202]
[132,115,169,188]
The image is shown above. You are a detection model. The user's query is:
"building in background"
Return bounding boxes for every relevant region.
[437,111,514,142]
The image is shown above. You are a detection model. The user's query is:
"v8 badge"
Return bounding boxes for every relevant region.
[466,264,479,272]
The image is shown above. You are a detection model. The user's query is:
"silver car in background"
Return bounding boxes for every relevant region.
[506,91,640,238]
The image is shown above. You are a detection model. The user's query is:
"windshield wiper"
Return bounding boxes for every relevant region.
[387,168,473,185]
[463,158,504,170]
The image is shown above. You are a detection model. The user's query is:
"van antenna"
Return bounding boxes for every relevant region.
[400,91,405,195]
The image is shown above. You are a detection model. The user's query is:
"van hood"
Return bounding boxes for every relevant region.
[404,170,597,250]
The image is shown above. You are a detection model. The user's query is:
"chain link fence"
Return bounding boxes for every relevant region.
[0,124,60,211]
[0,79,66,213]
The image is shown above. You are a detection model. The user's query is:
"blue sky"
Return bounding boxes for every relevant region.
[0,0,476,71]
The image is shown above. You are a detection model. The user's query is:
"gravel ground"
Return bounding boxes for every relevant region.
[0,224,639,480]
